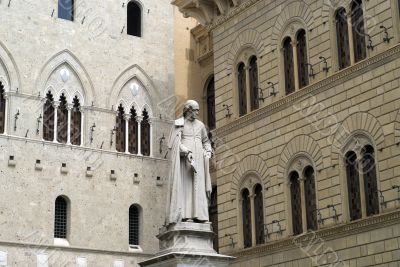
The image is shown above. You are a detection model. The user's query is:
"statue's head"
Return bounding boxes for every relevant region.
[183,100,199,122]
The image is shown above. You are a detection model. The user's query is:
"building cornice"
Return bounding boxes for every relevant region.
[215,44,400,137]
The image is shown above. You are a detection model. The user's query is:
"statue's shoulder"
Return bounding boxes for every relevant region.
[174,117,185,127]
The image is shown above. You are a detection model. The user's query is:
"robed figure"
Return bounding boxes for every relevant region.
[166,100,213,224]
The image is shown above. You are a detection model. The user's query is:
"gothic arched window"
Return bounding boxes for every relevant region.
[351,0,367,63]
[296,29,309,89]
[253,184,264,245]
[127,1,142,37]
[206,76,216,130]
[129,107,138,154]
[290,171,302,235]
[54,196,68,239]
[141,109,151,156]
[43,92,55,141]
[57,94,68,144]
[345,151,362,221]
[58,0,74,21]
[362,145,379,216]
[116,104,126,152]
[283,37,295,95]
[304,166,317,230]
[71,96,81,146]
[335,8,351,69]
[0,82,5,134]
[237,62,247,117]
[249,56,259,111]
[241,188,252,248]
[129,205,140,246]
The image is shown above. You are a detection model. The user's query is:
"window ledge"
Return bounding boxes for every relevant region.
[129,245,143,253]
[54,238,70,247]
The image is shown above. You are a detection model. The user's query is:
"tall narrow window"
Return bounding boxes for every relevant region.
[362,145,379,216]
[241,189,252,248]
[336,8,351,69]
[54,196,68,239]
[71,96,81,146]
[58,0,74,21]
[283,37,295,95]
[129,205,140,246]
[290,171,302,235]
[57,94,68,144]
[249,56,259,111]
[141,109,150,156]
[351,0,367,63]
[206,76,216,130]
[129,107,138,154]
[345,151,362,221]
[43,92,55,141]
[0,83,5,134]
[296,30,309,88]
[304,166,317,230]
[127,1,142,37]
[253,184,264,245]
[116,105,125,152]
[209,186,219,252]
[237,63,247,116]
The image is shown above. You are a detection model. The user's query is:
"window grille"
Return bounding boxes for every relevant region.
[336,8,351,69]
[283,37,295,95]
[351,0,367,62]
[127,1,142,37]
[296,30,309,88]
[362,145,379,216]
[206,76,216,130]
[43,91,55,141]
[0,83,5,134]
[290,171,302,235]
[129,205,139,246]
[141,109,151,156]
[129,107,138,154]
[237,63,247,116]
[116,105,126,152]
[54,196,68,238]
[71,96,81,145]
[242,189,252,248]
[346,151,362,221]
[253,184,264,245]
[58,0,74,21]
[57,94,68,144]
[209,186,219,252]
[304,166,317,230]
[249,56,259,111]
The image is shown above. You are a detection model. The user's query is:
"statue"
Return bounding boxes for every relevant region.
[165,100,213,224]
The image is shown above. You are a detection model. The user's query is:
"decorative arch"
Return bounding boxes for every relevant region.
[0,40,21,92]
[231,155,270,201]
[116,99,129,111]
[128,100,140,114]
[225,29,265,73]
[270,1,314,52]
[331,112,385,166]
[36,50,95,105]
[277,135,323,180]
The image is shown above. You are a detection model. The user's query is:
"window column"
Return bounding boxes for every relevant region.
[137,116,143,156]
[53,101,59,142]
[249,193,256,247]
[298,176,307,233]
[292,40,300,92]
[347,16,356,65]
[357,154,368,218]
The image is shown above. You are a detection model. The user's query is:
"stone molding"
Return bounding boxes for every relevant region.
[0,40,21,92]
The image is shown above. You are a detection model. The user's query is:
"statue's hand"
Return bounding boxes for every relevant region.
[205,151,212,159]
[187,151,194,162]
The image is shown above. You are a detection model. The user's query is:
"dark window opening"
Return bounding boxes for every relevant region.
[57,94,68,144]
[362,145,379,216]
[209,186,219,252]
[346,151,362,221]
[206,76,216,130]
[129,205,140,246]
[351,0,367,62]
[237,62,247,117]
[304,166,317,230]
[242,188,252,248]
[0,82,5,134]
[141,109,151,156]
[58,0,74,21]
[296,29,309,88]
[43,91,55,141]
[254,184,264,245]
[129,107,139,154]
[290,171,302,235]
[127,1,142,37]
[283,37,295,95]
[54,196,68,238]
[249,56,259,111]
[116,104,126,152]
[336,8,351,69]
[71,96,81,145]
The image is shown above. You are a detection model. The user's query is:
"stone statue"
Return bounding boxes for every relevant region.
[165,100,213,224]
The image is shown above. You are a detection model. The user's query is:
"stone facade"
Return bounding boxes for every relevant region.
[173,0,400,266]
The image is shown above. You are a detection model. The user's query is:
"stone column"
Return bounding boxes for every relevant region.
[244,65,251,113]
[3,92,9,135]
[357,156,367,218]
[67,104,73,145]
[347,16,355,65]
[292,41,300,92]
[299,177,307,233]
[149,118,153,157]
[137,115,143,156]
[52,101,60,142]
[124,114,130,153]
[250,193,256,247]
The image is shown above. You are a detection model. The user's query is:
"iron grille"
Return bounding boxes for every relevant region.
[43,92,55,141]
[351,0,367,63]
[297,30,309,88]
[254,184,264,245]
[129,205,139,245]
[249,56,259,111]
[129,107,138,154]
[54,197,68,238]
[336,8,351,69]
[0,83,5,134]
[346,151,362,221]
[283,37,295,95]
[290,171,303,235]
[242,189,252,248]
[116,105,125,152]
[362,145,379,216]
[71,96,81,145]
[141,109,150,156]
[304,167,317,230]
[57,94,68,144]
[237,63,247,116]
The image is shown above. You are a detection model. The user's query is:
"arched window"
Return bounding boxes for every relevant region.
[283,37,295,95]
[304,166,317,230]
[57,94,68,144]
[129,205,140,246]
[241,188,252,248]
[206,76,216,130]
[141,109,150,156]
[209,186,219,252]
[351,0,367,63]
[290,171,302,235]
[0,82,5,134]
[335,8,351,69]
[127,1,142,37]
[296,30,309,89]
[345,151,362,221]
[249,56,259,111]
[58,0,74,21]
[71,96,81,146]
[43,91,55,141]
[116,104,126,152]
[253,184,264,245]
[129,107,138,154]
[237,63,247,117]
[362,145,379,216]
[54,196,68,239]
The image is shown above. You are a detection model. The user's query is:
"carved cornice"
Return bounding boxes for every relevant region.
[228,209,400,258]
[215,44,400,137]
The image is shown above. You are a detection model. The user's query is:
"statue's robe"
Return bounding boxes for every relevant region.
[166,117,212,224]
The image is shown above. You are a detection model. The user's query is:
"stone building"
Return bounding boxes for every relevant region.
[0,0,178,266]
[173,0,400,266]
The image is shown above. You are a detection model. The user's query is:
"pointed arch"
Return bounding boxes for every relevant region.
[0,40,21,92]
[141,103,154,118]
[116,99,129,112]
[71,91,85,106]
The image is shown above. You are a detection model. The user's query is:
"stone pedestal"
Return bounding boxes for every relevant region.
[139,222,234,267]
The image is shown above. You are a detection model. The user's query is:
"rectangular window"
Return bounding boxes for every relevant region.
[58,0,74,21]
